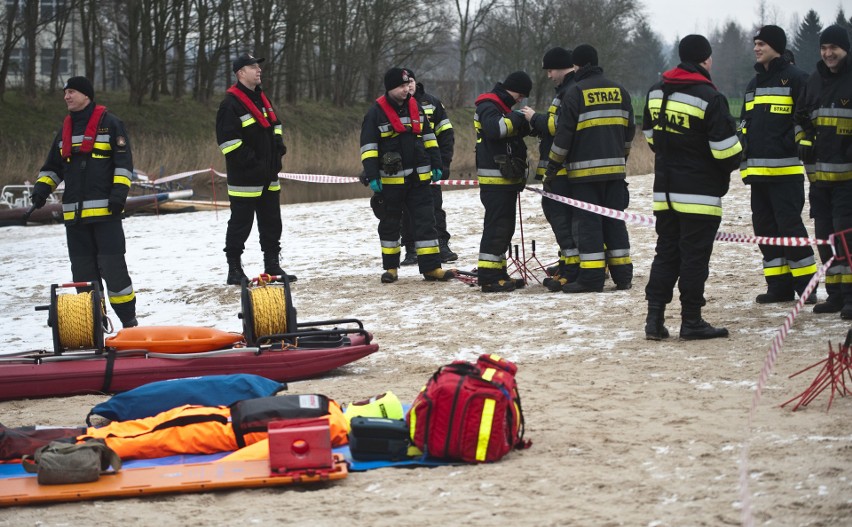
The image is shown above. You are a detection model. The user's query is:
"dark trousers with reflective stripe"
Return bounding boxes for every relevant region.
[751,180,815,295]
[224,186,282,258]
[478,188,518,285]
[401,184,448,247]
[645,210,720,311]
[380,183,441,273]
[571,180,632,289]
[542,177,577,279]
[65,220,136,325]
[809,181,852,305]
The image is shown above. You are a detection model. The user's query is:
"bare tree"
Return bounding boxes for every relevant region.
[0,0,25,102]
[45,0,77,92]
[452,0,500,106]
[21,0,38,99]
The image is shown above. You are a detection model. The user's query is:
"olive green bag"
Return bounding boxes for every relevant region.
[22,439,121,485]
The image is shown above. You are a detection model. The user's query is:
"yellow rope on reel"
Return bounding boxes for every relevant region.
[249,285,288,338]
[56,291,96,349]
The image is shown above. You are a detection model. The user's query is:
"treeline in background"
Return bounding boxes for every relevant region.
[1,0,850,201]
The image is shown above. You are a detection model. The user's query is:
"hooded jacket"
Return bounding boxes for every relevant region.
[642,62,742,217]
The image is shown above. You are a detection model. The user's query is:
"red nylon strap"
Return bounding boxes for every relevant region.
[226,85,278,128]
[61,105,107,160]
[475,93,512,114]
[376,95,421,134]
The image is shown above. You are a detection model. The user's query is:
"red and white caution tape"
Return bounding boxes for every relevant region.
[278,173,360,183]
[737,255,834,527]
[150,168,213,185]
[530,187,829,248]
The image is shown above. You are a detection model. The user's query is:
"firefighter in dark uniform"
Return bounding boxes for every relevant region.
[524,47,579,292]
[642,35,742,340]
[798,25,852,320]
[400,70,458,266]
[739,25,817,304]
[360,67,455,284]
[216,53,295,286]
[545,44,635,293]
[474,71,533,293]
[31,76,137,328]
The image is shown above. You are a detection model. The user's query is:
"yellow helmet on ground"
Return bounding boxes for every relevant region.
[344,391,403,422]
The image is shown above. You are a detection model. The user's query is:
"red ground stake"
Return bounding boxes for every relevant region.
[782,331,852,411]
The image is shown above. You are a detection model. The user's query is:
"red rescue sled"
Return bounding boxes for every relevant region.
[0,320,378,401]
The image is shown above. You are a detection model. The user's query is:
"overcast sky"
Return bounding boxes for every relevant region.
[642,0,847,44]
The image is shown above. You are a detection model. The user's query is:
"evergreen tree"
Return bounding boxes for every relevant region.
[710,21,753,100]
[622,19,667,96]
[792,10,823,75]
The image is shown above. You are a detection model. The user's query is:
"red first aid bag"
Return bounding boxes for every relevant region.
[406,354,530,463]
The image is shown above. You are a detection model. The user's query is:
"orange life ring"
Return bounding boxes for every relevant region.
[105,326,245,353]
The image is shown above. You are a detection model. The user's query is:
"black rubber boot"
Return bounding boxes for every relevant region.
[679,308,728,340]
[263,252,297,282]
[439,242,458,263]
[400,246,418,266]
[226,255,248,286]
[813,295,843,314]
[755,290,794,304]
[644,302,670,340]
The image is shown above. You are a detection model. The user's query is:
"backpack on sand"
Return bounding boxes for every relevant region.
[406,354,530,463]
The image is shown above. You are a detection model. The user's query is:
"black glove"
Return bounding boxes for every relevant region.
[358,171,370,187]
[442,167,450,180]
[797,139,815,164]
[280,144,287,157]
[108,200,124,215]
[31,192,47,210]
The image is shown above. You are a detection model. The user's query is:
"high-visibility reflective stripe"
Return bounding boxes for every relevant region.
[381,240,401,255]
[653,192,722,216]
[478,252,505,269]
[811,162,852,182]
[415,239,440,256]
[763,264,790,277]
[709,135,742,159]
[791,263,818,277]
[576,116,628,130]
[608,256,631,265]
[580,260,606,269]
[64,207,111,220]
[228,185,263,197]
[113,175,132,187]
[268,181,280,191]
[360,143,378,154]
[37,172,60,188]
[108,286,135,305]
[424,139,438,149]
[220,139,242,154]
[499,117,514,137]
[361,150,378,161]
[241,117,257,127]
[476,399,496,462]
[812,107,852,119]
[435,119,453,135]
[481,368,496,382]
[477,176,523,185]
[93,141,112,151]
[567,165,625,178]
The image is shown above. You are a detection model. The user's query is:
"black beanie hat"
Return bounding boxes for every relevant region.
[820,25,851,52]
[754,25,786,54]
[542,47,573,69]
[384,67,413,91]
[679,34,712,64]
[502,71,532,97]
[63,76,94,100]
[572,44,598,67]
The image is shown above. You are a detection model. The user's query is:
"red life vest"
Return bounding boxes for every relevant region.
[61,105,107,160]
[376,95,421,134]
[475,93,513,115]
[227,84,278,128]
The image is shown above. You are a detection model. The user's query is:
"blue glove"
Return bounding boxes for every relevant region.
[369,178,382,193]
[431,168,442,182]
